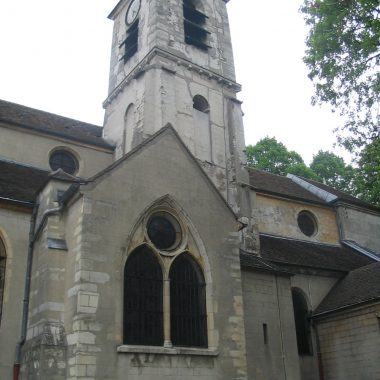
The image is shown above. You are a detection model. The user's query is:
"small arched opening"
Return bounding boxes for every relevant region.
[292,288,313,355]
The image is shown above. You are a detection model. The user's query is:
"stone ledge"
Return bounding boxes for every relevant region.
[117,345,219,356]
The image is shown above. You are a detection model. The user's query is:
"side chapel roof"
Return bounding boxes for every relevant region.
[247,168,326,205]
[248,167,380,212]
[314,261,380,316]
[259,234,373,272]
[0,160,49,206]
[298,176,380,211]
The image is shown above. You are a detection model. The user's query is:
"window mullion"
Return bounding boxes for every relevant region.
[163,278,172,348]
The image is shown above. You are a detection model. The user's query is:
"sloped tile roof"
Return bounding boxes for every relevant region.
[240,250,291,275]
[247,168,326,205]
[0,99,114,150]
[260,234,373,272]
[314,262,380,315]
[299,176,380,211]
[0,159,49,205]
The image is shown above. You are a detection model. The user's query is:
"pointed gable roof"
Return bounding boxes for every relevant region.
[82,124,238,220]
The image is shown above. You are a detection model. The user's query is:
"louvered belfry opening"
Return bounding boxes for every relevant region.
[0,238,6,326]
[170,254,208,347]
[183,0,210,50]
[121,20,139,63]
[124,245,163,346]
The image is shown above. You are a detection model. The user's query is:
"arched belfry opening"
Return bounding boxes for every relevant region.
[122,197,213,349]
[0,237,6,326]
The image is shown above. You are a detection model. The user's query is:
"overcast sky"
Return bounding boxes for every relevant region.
[0,0,349,164]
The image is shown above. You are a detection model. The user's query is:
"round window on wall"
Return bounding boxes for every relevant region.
[147,213,182,251]
[49,150,78,175]
[297,211,318,237]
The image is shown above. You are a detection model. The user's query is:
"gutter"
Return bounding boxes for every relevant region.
[312,297,380,320]
[0,196,34,208]
[342,240,380,262]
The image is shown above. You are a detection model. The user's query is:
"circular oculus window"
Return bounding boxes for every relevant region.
[297,211,317,237]
[49,150,78,175]
[147,213,181,250]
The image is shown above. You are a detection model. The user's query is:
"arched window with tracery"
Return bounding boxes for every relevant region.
[0,238,6,326]
[123,245,163,346]
[169,254,207,347]
[292,288,313,355]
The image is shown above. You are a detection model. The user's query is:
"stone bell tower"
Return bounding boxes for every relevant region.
[102,0,253,222]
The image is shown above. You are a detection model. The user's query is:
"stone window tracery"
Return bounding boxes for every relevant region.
[123,211,208,349]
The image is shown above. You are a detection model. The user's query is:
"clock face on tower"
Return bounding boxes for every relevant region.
[126,0,141,26]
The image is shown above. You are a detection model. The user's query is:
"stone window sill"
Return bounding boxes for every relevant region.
[117,345,219,356]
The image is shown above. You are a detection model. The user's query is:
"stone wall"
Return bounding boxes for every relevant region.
[241,270,301,380]
[0,125,113,178]
[0,207,31,379]
[256,194,340,245]
[316,303,380,380]
[337,205,380,253]
[61,129,248,379]
[290,273,340,380]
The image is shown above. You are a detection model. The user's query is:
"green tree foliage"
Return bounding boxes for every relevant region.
[245,137,318,179]
[355,138,380,206]
[246,137,303,175]
[246,139,359,196]
[300,0,380,152]
[286,163,320,181]
[310,150,357,194]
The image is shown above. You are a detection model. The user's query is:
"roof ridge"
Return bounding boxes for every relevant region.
[259,233,341,248]
[0,98,102,129]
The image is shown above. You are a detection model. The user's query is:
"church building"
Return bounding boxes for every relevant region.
[0,1,379,379]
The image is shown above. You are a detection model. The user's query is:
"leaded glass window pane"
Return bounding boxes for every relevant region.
[170,254,207,347]
[124,246,163,346]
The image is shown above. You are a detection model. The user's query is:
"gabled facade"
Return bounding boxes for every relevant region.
[0,1,380,380]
